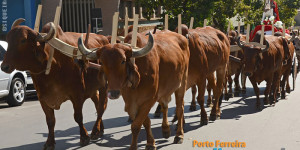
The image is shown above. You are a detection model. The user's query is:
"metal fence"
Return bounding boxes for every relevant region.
[60,0,95,33]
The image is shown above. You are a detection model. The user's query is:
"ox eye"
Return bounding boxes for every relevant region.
[121,60,126,64]
[99,62,103,65]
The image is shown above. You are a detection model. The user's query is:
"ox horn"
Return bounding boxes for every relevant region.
[37,22,56,42]
[11,18,25,29]
[261,40,270,53]
[78,35,98,60]
[229,55,241,63]
[237,36,246,49]
[132,32,154,58]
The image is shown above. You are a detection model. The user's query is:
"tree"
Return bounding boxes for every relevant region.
[276,0,300,26]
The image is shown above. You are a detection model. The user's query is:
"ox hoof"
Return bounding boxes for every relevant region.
[146,145,157,150]
[209,114,220,121]
[234,91,240,97]
[225,93,233,101]
[162,130,171,139]
[200,119,208,126]
[80,136,90,147]
[90,130,104,141]
[286,87,291,94]
[263,97,270,105]
[173,136,184,144]
[281,91,286,99]
[241,89,246,94]
[171,115,178,123]
[189,105,197,111]
[43,143,55,150]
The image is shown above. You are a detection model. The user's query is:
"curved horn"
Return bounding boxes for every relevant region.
[229,55,241,63]
[37,22,56,42]
[78,35,98,60]
[132,32,154,58]
[261,40,269,53]
[11,18,25,29]
[237,36,245,49]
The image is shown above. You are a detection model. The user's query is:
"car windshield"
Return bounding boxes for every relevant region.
[0,44,6,61]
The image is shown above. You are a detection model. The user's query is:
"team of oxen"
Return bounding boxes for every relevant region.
[1,14,299,150]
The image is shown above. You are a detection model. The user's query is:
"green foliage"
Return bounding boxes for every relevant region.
[136,0,300,31]
[276,0,300,26]
[235,0,264,26]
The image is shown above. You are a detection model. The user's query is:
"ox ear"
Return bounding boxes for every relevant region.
[126,61,140,88]
[35,42,47,63]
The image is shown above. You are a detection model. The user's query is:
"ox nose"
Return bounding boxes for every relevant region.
[1,64,9,72]
[244,72,252,77]
[108,90,121,99]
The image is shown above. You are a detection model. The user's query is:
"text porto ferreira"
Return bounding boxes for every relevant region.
[193,140,246,149]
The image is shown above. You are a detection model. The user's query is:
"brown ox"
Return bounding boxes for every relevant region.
[273,32,295,99]
[78,31,189,150]
[237,31,290,109]
[226,31,247,96]
[173,25,229,123]
[0,19,109,149]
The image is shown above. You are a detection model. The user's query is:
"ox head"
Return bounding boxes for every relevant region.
[174,24,189,37]
[237,36,269,77]
[289,31,300,57]
[227,30,239,45]
[1,18,55,73]
[78,32,154,99]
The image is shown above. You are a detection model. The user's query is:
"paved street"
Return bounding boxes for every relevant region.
[0,77,300,150]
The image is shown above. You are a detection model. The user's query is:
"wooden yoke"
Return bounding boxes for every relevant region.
[34,5,42,32]
[111,12,119,45]
[177,14,182,34]
[189,17,194,29]
[164,14,168,30]
[45,6,61,75]
[130,14,139,64]
[203,19,207,27]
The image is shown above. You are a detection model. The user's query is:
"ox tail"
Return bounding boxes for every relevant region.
[282,37,291,63]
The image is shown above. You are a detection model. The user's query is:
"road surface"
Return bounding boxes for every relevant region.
[0,78,300,150]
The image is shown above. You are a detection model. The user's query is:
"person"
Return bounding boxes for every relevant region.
[261,0,280,24]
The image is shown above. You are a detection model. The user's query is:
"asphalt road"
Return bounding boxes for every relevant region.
[0,77,300,150]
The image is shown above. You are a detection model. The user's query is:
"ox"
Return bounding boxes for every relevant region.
[237,31,290,109]
[1,19,109,149]
[273,32,295,99]
[78,30,189,150]
[174,25,230,123]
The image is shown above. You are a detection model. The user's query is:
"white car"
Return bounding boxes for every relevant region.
[0,41,35,106]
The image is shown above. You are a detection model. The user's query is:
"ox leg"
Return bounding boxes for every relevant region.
[206,77,215,107]
[241,73,247,94]
[130,101,155,150]
[197,77,208,126]
[271,72,281,105]
[154,103,162,118]
[249,77,261,110]
[40,100,56,150]
[210,68,226,121]
[234,71,241,96]
[161,100,171,139]
[91,87,108,140]
[173,86,186,144]
[189,85,197,111]
[72,101,90,146]
[143,116,156,150]
[224,74,231,101]
[263,78,272,105]
[228,75,233,98]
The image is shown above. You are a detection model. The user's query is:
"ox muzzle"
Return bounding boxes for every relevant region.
[108,90,121,100]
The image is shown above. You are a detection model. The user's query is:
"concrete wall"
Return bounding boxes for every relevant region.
[41,0,61,26]
[94,0,120,35]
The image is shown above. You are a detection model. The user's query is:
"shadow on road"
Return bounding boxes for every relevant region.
[1,86,290,150]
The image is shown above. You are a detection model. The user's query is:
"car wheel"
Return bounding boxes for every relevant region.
[7,78,26,106]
